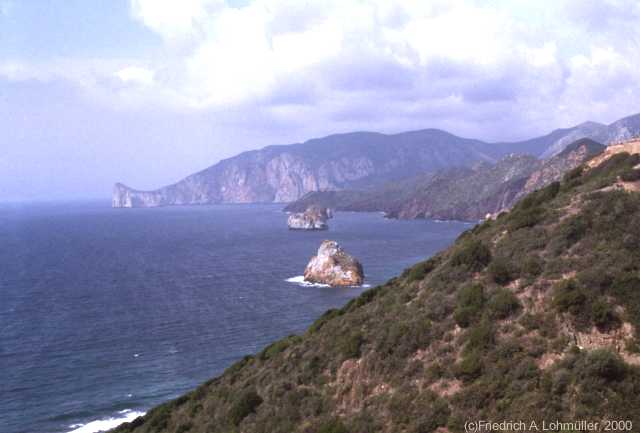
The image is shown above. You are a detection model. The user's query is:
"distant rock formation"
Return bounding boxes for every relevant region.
[288,206,332,230]
[303,240,364,286]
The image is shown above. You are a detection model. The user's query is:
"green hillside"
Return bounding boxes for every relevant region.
[113,150,640,433]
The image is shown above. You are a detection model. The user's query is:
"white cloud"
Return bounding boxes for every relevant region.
[5,0,640,140]
[116,66,155,86]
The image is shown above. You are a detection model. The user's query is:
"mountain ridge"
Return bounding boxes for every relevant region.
[113,113,640,208]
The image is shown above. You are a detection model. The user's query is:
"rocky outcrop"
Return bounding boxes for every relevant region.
[303,240,364,286]
[288,206,332,230]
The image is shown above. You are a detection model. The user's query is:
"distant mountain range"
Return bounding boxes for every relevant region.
[113,113,640,208]
[285,139,605,221]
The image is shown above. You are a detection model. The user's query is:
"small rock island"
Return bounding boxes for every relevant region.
[304,240,364,286]
[287,205,333,230]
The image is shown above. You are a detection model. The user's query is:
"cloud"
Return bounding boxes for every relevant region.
[5,0,640,142]
[116,66,155,86]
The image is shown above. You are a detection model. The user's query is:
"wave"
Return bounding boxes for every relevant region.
[68,409,145,433]
[285,276,370,288]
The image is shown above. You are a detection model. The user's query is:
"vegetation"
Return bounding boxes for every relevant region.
[112,151,640,433]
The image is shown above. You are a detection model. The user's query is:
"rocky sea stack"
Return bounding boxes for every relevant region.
[287,206,332,230]
[303,240,364,286]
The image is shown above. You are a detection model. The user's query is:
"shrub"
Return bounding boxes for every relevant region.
[488,257,516,284]
[454,350,483,382]
[581,350,626,382]
[488,288,521,319]
[453,284,485,328]
[621,168,640,182]
[591,298,619,330]
[451,239,492,271]
[317,418,348,433]
[229,390,263,426]
[406,258,438,282]
[508,206,545,230]
[339,332,364,359]
[553,279,587,315]
[521,256,543,277]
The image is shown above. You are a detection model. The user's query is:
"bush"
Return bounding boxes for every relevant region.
[488,288,521,319]
[581,350,626,382]
[508,206,545,230]
[553,279,587,315]
[521,256,543,277]
[406,257,438,282]
[339,332,364,359]
[229,390,263,426]
[455,350,483,382]
[591,299,619,330]
[621,168,640,182]
[453,284,485,328]
[317,418,348,433]
[451,239,492,272]
[488,257,516,284]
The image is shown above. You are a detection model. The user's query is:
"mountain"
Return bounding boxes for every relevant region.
[113,113,640,208]
[112,130,500,208]
[286,138,605,221]
[111,143,640,433]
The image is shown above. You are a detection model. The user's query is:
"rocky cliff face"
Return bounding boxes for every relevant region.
[286,139,606,221]
[113,130,499,208]
[113,113,640,208]
[303,240,364,286]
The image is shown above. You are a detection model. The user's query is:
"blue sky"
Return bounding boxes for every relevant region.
[1,0,640,200]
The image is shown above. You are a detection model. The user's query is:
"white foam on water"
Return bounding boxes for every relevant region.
[68,409,145,433]
[285,276,369,288]
[285,276,330,288]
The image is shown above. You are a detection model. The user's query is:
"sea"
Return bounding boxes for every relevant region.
[0,201,471,433]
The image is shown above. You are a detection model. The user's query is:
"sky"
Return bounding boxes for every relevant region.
[1,0,640,200]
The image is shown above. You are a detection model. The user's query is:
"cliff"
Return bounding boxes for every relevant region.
[112,142,640,433]
[112,130,499,208]
[286,138,606,221]
[112,112,640,208]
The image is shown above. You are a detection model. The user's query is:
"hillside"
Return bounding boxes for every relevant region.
[112,113,640,208]
[112,144,640,433]
[287,139,605,221]
[112,130,498,208]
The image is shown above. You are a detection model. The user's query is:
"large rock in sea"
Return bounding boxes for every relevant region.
[287,206,332,230]
[303,240,364,286]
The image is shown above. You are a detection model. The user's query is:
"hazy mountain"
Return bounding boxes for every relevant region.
[111,144,640,433]
[113,113,639,208]
[286,139,605,221]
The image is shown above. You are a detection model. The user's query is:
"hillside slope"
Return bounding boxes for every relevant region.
[113,145,640,433]
[287,139,605,221]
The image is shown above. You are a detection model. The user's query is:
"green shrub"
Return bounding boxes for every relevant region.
[621,168,640,182]
[591,299,619,330]
[406,257,438,282]
[488,257,516,284]
[488,288,520,319]
[521,256,543,277]
[453,284,485,328]
[317,418,348,433]
[553,279,587,315]
[454,350,483,382]
[581,350,626,382]
[451,239,492,271]
[508,206,545,230]
[229,390,263,426]
[339,332,364,359]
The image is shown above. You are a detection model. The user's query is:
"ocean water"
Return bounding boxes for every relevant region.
[0,202,471,433]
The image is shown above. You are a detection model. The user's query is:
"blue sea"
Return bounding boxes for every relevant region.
[0,202,470,433]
